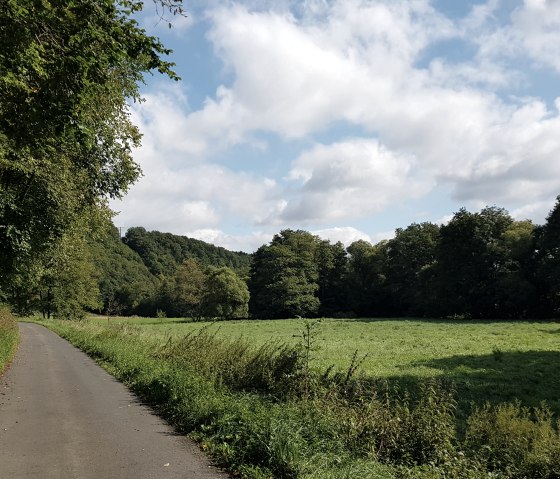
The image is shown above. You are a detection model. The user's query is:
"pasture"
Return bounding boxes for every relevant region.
[94,316,560,416]
[42,316,560,478]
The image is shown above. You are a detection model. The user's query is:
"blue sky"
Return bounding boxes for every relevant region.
[110,0,560,252]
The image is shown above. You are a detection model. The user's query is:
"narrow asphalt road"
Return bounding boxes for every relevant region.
[0,323,228,478]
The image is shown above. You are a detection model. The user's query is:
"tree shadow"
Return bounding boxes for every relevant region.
[407,350,560,421]
[541,328,560,334]
[350,317,511,325]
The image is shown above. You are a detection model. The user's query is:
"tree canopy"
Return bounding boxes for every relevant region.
[0,0,178,292]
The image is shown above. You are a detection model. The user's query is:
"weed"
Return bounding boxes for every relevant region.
[0,306,19,374]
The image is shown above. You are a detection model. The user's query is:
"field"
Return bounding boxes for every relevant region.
[44,315,560,478]
[93,316,560,417]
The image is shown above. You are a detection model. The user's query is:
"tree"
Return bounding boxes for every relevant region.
[345,240,389,316]
[0,0,178,294]
[124,227,252,277]
[435,207,515,318]
[533,196,560,317]
[203,267,249,320]
[155,259,206,319]
[491,220,536,318]
[249,230,320,319]
[384,223,440,316]
[88,224,159,316]
[316,240,349,315]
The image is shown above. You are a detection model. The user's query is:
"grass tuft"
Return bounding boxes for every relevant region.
[0,306,19,375]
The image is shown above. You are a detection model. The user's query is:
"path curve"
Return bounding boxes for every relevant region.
[0,323,228,478]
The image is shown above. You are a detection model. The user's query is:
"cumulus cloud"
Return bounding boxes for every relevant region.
[312,226,372,246]
[112,0,560,250]
[184,229,273,253]
[280,139,429,224]
[196,1,560,210]
[477,0,560,73]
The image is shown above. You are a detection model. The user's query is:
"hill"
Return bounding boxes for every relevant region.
[123,227,252,277]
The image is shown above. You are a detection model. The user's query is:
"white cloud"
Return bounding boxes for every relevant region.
[312,226,372,246]
[112,0,560,251]
[184,229,272,253]
[281,139,430,224]
[475,0,560,73]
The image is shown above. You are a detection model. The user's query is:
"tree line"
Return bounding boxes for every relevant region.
[6,196,559,321]
[250,199,560,320]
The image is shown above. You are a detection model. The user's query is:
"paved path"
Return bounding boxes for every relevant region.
[0,323,228,478]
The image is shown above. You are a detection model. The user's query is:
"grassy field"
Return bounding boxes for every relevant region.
[94,315,560,416]
[42,316,560,478]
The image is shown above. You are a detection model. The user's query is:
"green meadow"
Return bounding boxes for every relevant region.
[93,316,560,416]
[40,316,560,478]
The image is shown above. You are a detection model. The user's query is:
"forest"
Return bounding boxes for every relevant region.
[3,197,559,321]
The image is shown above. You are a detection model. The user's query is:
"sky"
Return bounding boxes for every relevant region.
[110,0,560,252]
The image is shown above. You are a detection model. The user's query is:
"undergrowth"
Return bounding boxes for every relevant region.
[41,319,560,479]
[0,306,19,375]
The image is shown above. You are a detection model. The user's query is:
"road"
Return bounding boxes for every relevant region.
[0,323,228,478]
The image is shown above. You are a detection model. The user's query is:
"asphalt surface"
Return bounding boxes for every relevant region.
[0,323,228,478]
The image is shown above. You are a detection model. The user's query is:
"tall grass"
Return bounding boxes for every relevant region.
[0,306,19,374]
[42,319,560,479]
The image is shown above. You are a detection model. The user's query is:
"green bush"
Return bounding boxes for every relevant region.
[465,401,560,478]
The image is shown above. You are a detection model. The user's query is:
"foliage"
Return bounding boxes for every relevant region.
[158,258,207,319]
[316,240,349,315]
[249,230,321,319]
[345,240,389,316]
[40,318,560,478]
[120,317,560,421]
[465,402,560,478]
[40,231,102,320]
[0,0,180,293]
[533,196,560,317]
[124,227,251,277]
[384,223,440,316]
[88,224,159,316]
[203,267,250,320]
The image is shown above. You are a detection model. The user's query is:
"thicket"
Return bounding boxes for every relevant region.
[44,319,560,479]
[0,306,18,374]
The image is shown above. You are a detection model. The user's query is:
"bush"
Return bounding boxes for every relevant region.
[465,401,560,478]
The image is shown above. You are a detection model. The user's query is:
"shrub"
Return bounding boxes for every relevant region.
[464,401,560,478]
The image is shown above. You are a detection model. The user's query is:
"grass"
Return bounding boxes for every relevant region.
[38,316,560,478]
[93,315,560,418]
[0,306,19,375]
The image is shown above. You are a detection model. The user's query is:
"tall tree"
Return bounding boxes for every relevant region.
[249,230,320,319]
[384,223,440,316]
[0,0,178,293]
[436,207,515,318]
[88,224,159,316]
[203,267,250,320]
[345,240,389,316]
[316,240,349,315]
[533,196,560,317]
[167,258,207,320]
